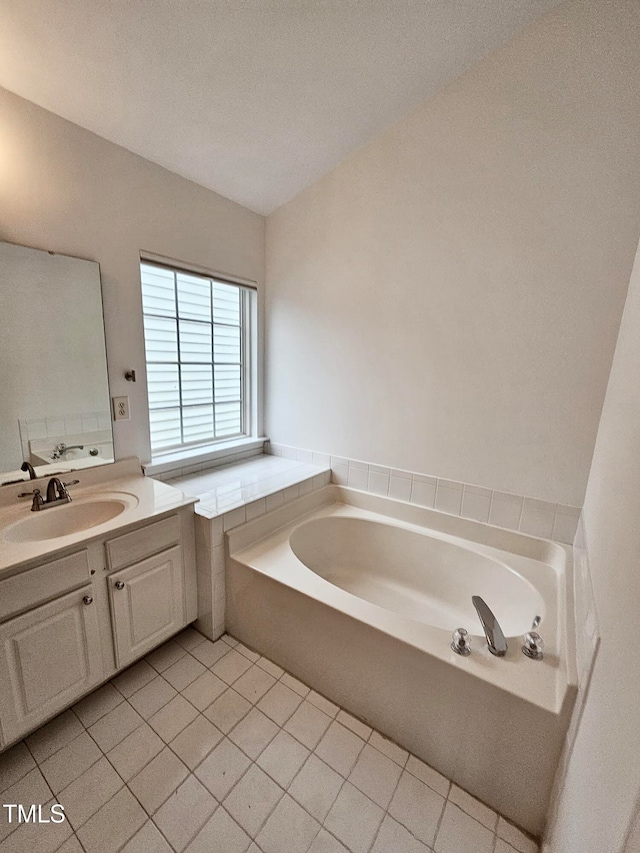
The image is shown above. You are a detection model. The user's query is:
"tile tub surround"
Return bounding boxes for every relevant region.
[0,630,540,853]
[266,443,581,546]
[166,456,331,640]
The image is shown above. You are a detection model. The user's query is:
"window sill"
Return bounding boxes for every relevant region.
[143,437,267,478]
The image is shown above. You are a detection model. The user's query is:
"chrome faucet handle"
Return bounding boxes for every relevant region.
[63,480,80,487]
[18,488,44,511]
[451,628,471,656]
[522,632,544,661]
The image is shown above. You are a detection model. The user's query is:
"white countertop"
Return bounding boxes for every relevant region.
[168,454,329,518]
[0,460,196,574]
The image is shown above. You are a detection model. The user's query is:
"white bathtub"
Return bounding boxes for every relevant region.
[226,485,577,837]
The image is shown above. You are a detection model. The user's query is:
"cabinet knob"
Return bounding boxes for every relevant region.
[115,581,125,590]
[82,595,93,606]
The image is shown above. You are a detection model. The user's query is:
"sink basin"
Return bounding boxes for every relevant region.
[3,498,129,542]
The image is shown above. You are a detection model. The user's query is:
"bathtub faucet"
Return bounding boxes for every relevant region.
[472,596,508,656]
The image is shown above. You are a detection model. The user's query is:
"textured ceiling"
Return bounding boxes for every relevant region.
[0,1,562,214]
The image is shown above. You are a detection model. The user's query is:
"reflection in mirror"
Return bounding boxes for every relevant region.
[0,241,114,485]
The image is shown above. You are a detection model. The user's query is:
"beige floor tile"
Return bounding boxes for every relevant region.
[308,829,350,853]
[129,747,189,815]
[234,642,261,662]
[233,665,277,704]
[0,742,36,793]
[348,744,403,809]
[284,700,332,750]
[203,688,251,733]
[174,627,207,651]
[211,649,254,684]
[257,681,303,726]
[388,770,446,848]
[257,793,321,853]
[257,730,310,789]
[88,701,144,752]
[324,781,384,853]
[308,691,339,718]
[497,817,539,853]
[256,656,284,679]
[280,672,310,697]
[221,634,239,647]
[163,653,207,692]
[182,669,227,710]
[223,764,283,838]
[368,731,408,767]
[128,676,177,720]
[59,757,123,830]
[56,835,84,853]
[191,638,231,668]
[146,639,187,672]
[73,683,123,727]
[39,731,101,794]
[434,802,494,853]
[315,721,365,777]
[0,768,52,842]
[335,710,372,741]
[195,737,251,801]
[371,814,432,853]
[26,710,84,763]
[229,707,279,760]
[153,774,217,851]
[289,754,344,823]
[148,694,198,742]
[406,754,450,798]
[185,806,252,853]
[76,786,146,853]
[111,660,157,698]
[448,783,497,831]
[0,797,72,853]
[121,820,173,852]
[495,841,524,853]
[170,715,223,770]
[106,723,164,782]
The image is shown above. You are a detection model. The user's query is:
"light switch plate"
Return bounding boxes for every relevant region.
[112,396,130,420]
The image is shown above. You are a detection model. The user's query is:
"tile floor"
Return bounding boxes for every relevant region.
[0,629,539,853]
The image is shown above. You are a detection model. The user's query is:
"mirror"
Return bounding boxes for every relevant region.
[0,241,114,484]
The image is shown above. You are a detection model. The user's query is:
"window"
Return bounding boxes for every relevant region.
[140,261,253,456]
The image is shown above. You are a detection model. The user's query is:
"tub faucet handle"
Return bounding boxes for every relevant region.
[451,628,471,656]
[522,631,544,660]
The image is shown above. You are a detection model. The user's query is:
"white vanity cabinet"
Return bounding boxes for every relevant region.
[105,515,190,668]
[0,506,196,749]
[0,582,103,744]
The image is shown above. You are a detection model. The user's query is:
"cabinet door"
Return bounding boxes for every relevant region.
[0,585,103,744]
[109,546,184,669]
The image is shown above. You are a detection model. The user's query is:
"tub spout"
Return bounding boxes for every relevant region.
[472,596,508,656]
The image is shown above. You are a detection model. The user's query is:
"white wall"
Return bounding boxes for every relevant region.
[545,233,640,850]
[0,86,264,465]
[265,0,640,507]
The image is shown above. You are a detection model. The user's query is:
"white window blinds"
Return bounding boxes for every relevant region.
[140,262,246,454]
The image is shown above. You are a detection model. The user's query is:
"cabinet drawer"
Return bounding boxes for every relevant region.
[105,515,180,571]
[0,550,90,622]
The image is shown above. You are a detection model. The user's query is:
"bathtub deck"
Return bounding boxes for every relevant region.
[0,629,538,853]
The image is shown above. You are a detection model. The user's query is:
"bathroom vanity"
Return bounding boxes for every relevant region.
[0,461,197,750]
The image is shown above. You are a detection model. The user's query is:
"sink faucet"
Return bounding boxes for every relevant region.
[52,442,84,459]
[20,461,37,480]
[472,596,508,656]
[19,477,79,511]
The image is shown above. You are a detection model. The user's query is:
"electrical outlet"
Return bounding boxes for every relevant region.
[112,396,130,421]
